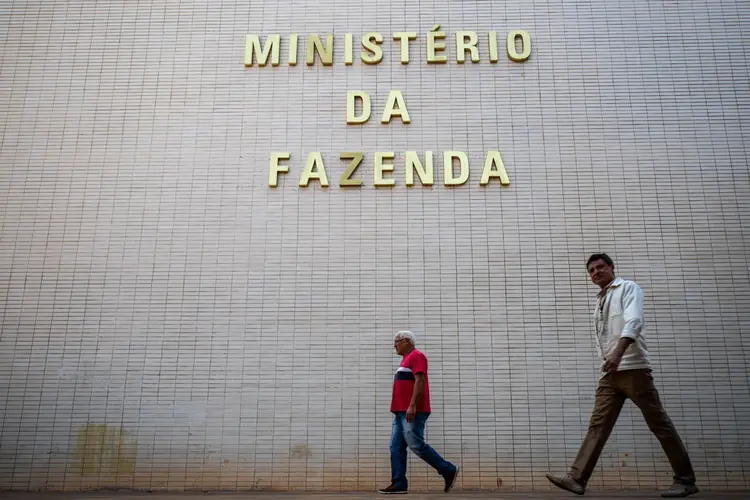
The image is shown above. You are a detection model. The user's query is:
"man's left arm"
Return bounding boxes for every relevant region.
[407,373,425,422]
[603,282,644,372]
[406,353,428,422]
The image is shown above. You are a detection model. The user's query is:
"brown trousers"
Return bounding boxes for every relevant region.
[570,368,696,486]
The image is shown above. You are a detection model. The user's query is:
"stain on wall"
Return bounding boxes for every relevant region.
[290,444,312,459]
[72,424,137,476]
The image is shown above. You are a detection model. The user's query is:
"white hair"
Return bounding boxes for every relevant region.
[394,330,416,346]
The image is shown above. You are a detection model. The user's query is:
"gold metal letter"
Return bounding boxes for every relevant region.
[456,32,479,63]
[244,34,280,67]
[405,151,434,186]
[344,33,353,65]
[288,34,298,65]
[488,31,498,63]
[426,24,447,64]
[269,152,290,187]
[361,32,383,64]
[443,151,469,186]
[299,152,329,187]
[507,30,531,62]
[306,34,334,66]
[374,152,396,187]
[339,153,363,187]
[480,151,510,186]
[347,91,371,124]
[381,90,411,124]
[392,32,417,64]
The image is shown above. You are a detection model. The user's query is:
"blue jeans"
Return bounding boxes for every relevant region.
[389,411,456,489]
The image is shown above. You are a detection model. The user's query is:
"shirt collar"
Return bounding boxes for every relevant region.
[598,277,624,297]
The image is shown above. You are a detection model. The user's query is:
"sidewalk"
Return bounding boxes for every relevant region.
[2,492,748,500]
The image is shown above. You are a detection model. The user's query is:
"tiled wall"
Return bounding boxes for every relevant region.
[1,0,749,492]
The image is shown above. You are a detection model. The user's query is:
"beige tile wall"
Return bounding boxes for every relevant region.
[0,0,749,493]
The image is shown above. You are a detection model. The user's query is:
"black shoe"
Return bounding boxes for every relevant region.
[661,482,699,498]
[378,483,407,495]
[442,466,459,493]
[545,473,585,495]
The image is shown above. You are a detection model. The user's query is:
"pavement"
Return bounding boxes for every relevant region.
[1,492,748,500]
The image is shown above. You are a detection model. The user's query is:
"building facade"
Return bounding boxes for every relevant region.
[1,0,749,493]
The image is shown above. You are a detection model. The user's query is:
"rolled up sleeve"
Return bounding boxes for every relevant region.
[620,282,644,340]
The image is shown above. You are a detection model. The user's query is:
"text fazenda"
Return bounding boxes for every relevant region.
[269,151,511,188]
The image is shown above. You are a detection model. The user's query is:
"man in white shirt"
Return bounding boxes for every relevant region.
[545,253,698,498]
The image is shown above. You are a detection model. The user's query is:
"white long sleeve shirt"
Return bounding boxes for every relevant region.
[594,277,651,376]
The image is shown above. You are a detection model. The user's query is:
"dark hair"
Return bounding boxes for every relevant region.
[586,253,614,269]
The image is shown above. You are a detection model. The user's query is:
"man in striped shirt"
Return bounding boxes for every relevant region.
[378,330,459,495]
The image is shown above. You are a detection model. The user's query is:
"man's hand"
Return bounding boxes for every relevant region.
[406,404,416,423]
[602,337,634,372]
[602,353,622,372]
